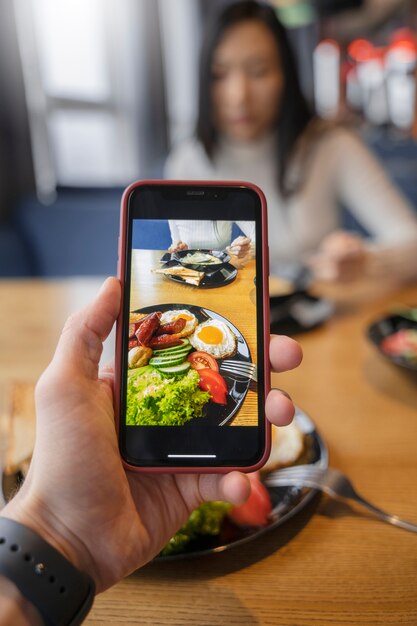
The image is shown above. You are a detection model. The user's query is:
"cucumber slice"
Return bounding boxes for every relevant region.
[157,361,191,376]
[149,354,186,367]
[152,346,191,359]
[153,348,191,359]
[152,339,190,356]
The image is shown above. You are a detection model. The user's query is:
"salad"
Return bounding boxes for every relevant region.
[380,328,417,362]
[161,473,272,556]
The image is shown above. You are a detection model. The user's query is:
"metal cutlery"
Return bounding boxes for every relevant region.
[220,360,258,382]
[264,464,417,534]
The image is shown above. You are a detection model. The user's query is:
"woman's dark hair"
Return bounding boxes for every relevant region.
[197,0,314,197]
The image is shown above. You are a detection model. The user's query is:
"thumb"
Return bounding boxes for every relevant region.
[52,277,121,379]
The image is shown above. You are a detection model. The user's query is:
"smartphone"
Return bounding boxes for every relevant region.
[115,180,270,473]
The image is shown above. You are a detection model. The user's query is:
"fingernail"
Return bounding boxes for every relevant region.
[273,388,292,401]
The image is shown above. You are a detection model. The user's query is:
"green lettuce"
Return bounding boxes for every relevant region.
[126,367,210,426]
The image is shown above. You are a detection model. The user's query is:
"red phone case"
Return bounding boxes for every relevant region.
[114,180,271,473]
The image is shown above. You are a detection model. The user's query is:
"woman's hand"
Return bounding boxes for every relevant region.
[168,241,189,253]
[227,236,252,259]
[1,278,302,593]
[308,230,367,282]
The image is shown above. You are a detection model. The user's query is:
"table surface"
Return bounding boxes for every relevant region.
[0,277,416,625]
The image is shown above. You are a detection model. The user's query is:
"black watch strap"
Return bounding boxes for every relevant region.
[0,516,95,626]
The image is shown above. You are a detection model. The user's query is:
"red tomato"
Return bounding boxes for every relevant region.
[198,368,228,404]
[187,351,219,372]
[229,472,272,527]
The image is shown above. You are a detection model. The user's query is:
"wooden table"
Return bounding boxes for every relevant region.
[1,278,417,625]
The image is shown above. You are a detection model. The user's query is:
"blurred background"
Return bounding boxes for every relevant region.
[1,0,417,278]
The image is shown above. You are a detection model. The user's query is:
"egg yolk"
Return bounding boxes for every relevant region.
[178,314,193,322]
[197,326,224,345]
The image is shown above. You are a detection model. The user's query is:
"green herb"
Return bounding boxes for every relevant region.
[161,502,232,556]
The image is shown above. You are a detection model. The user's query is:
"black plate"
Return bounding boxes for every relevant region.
[132,304,252,425]
[156,407,328,560]
[159,254,237,289]
[270,292,334,336]
[367,314,417,371]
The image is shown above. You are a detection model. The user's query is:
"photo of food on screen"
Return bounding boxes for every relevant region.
[125,218,258,427]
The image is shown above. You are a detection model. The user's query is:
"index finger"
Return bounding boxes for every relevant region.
[269,335,303,373]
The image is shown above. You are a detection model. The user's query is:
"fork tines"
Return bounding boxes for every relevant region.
[219,360,256,380]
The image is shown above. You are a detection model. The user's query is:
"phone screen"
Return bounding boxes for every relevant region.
[118,183,268,469]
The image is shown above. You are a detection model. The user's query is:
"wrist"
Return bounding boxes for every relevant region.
[1,493,96,585]
[0,516,95,626]
[0,576,43,626]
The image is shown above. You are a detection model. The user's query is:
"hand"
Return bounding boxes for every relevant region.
[227,236,252,260]
[168,241,188,253]
[1,278,302,593]
[308,230,367,282]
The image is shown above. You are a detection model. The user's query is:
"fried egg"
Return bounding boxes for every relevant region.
[190,319,236,359]
[262,422,304,473]
[159,309,198,337]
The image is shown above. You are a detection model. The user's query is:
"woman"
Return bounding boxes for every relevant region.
[165,0,417,284]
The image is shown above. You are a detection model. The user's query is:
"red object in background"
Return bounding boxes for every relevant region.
[389,28,417,52]
[229,472,272,527]
[347,39,375,64]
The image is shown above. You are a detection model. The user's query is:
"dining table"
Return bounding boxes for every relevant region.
[0,275,416,626]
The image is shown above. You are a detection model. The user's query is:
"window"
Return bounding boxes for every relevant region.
[14,0,201,199]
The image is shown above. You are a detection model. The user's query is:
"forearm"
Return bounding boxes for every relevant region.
[0,577,43,626]
[366,239,417,283]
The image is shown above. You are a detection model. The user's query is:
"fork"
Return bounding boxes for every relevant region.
[220,360,257,382]
[264,464,417,534]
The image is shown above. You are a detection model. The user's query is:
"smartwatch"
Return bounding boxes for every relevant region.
[0,517,95,626]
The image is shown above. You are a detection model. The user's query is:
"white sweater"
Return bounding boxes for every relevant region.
[164,128,417,268]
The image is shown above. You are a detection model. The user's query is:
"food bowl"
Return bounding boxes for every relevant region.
[173,249,231,272]
[367,314,417,371]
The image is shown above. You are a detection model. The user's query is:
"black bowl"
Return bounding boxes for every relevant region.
[367,314,417,371]
[173,249,231,272]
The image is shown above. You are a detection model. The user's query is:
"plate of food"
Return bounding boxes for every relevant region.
[153,252,237,288]
[158,407,328,559]
[173,249,231,271]
[367,313,417,371]
[127,304,253,427]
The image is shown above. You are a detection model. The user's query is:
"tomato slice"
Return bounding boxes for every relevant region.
[198,368,228,404]
[187,351,219,372]
[228,472,272,527]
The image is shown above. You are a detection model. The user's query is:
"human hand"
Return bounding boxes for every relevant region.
[168,241,189,253]
[227,236,252,259]
[1,278,302,593]
[308,230,367,282]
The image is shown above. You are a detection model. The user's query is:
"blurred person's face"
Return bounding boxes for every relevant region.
[211,20,284,142]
